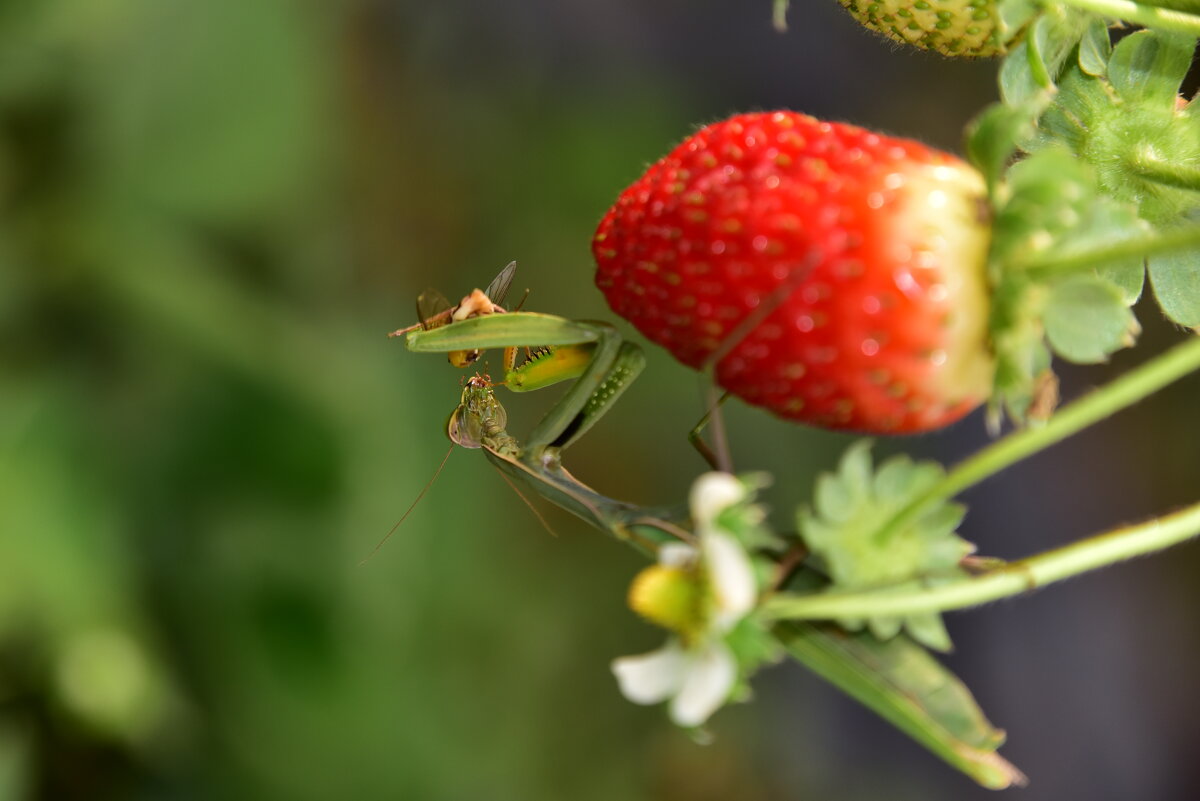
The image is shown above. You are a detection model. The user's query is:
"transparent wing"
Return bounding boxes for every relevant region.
[416,288,454,331]
[483,261,517,307]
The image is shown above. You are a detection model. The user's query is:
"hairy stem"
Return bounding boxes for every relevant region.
[1055,0,1200,35]
[873,335,1200,545]
[763,500,1200,619]
[1127,151,1200,194]
[1022,225,1200,281]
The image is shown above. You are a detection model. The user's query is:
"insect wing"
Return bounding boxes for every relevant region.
[416,288,454,331]
[483,261,517,307]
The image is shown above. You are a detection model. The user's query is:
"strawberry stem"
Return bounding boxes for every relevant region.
[1021,224,1200,280]
[764,335,1200,620]
[1127,151,1200,194]
[875,335,1200,553]
[1054,0,1200,35]
[761,499,1200,620]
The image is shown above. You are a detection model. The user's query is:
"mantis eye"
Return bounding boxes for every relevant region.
[447,405,484,449]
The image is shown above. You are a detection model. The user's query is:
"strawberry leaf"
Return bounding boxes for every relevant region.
[1000,40,1042,107]
[1148,249,1200,326]
[1077,17,1112,77]
[998,0,1040,39]
[1034,193,1149,304]
[774,622,1024,788]
[1107,30,1194,108]
[966,95,1051,193]
[797,442,973,652]
[1043,276,1139,363]
[1000,8,1089,104]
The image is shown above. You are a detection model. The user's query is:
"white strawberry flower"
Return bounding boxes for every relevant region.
[611,473,759,727]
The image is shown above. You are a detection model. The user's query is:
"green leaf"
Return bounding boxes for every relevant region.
[1096,257,1146,305]
[965,98,1050,192]
[796,444,973,647]
[774,622,1024,789]
[904,613,953,653]
[1025,8,1091,89]
[1028,193,1149,304]
[1043,276,1139,363]
[1000,41,1042,107]
[1077,18,1112,76]
[990,148,1097,267]
[839,439,874,500]
[1108,30,1194,109]
[1027,15,1056,84]
[1149,248,1200,326]
[998,0,1041,38]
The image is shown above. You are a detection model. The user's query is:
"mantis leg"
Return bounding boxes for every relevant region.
[523,323,644,461]
[687,391,732,471]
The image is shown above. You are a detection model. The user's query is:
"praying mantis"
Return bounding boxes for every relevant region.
[391,262,1021,787]
[395,261,687,551]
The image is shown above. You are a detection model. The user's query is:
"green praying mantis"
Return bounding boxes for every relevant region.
[392,261,687,552]
[389,262,1021,788]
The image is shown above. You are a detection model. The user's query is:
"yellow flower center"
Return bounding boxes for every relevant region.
[627,565,706,639]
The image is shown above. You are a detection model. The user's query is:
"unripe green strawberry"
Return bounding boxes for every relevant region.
[838,0,1005,57]
[592,111,994,434]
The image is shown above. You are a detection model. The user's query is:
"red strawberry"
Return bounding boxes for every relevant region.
[592,111,993,433]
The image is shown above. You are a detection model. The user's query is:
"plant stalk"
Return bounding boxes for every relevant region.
[1055,0,1200,35]
[1022,225,1200,281]
[764,500,1200,619]
[872,334,1200,546]
[1128,152,1200,194]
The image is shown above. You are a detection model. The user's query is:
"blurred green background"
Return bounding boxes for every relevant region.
[2,2,1198,799]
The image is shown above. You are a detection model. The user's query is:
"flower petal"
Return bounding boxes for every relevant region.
[658,542,698,569]
[689,473,746,526]
[669,642,737,727]
[611,641,687,705]
[703,532,758,629]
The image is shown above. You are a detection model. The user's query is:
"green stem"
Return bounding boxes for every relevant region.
[1022,225,1200,281]
[873,335,1200,546]
[1128,151,1200,194]
[1055,0,1200,35]
[764,500,1200,619]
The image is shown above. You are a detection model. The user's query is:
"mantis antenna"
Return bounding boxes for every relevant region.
[691,253,823,472]
[359,445,454,565]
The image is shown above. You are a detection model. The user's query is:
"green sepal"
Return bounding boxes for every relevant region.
[726,616,783,680]
[712,472,783,551]
[903,611,953,652]
[1043,275,1140,363]
[991,148,1148,293]
[797,442,973,651]
[965,94,1052,194]
[1107,29,1194,108]
[988,278,1051,425]
[999,40,1041,107]
[998,0,1041,39]
[988,147,1151,417]
[999,7,1089,105]
[989,148,1097,268]
[1148,247,1200,326]
[1077,17,1112,77]
[1025,29,1200,227]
